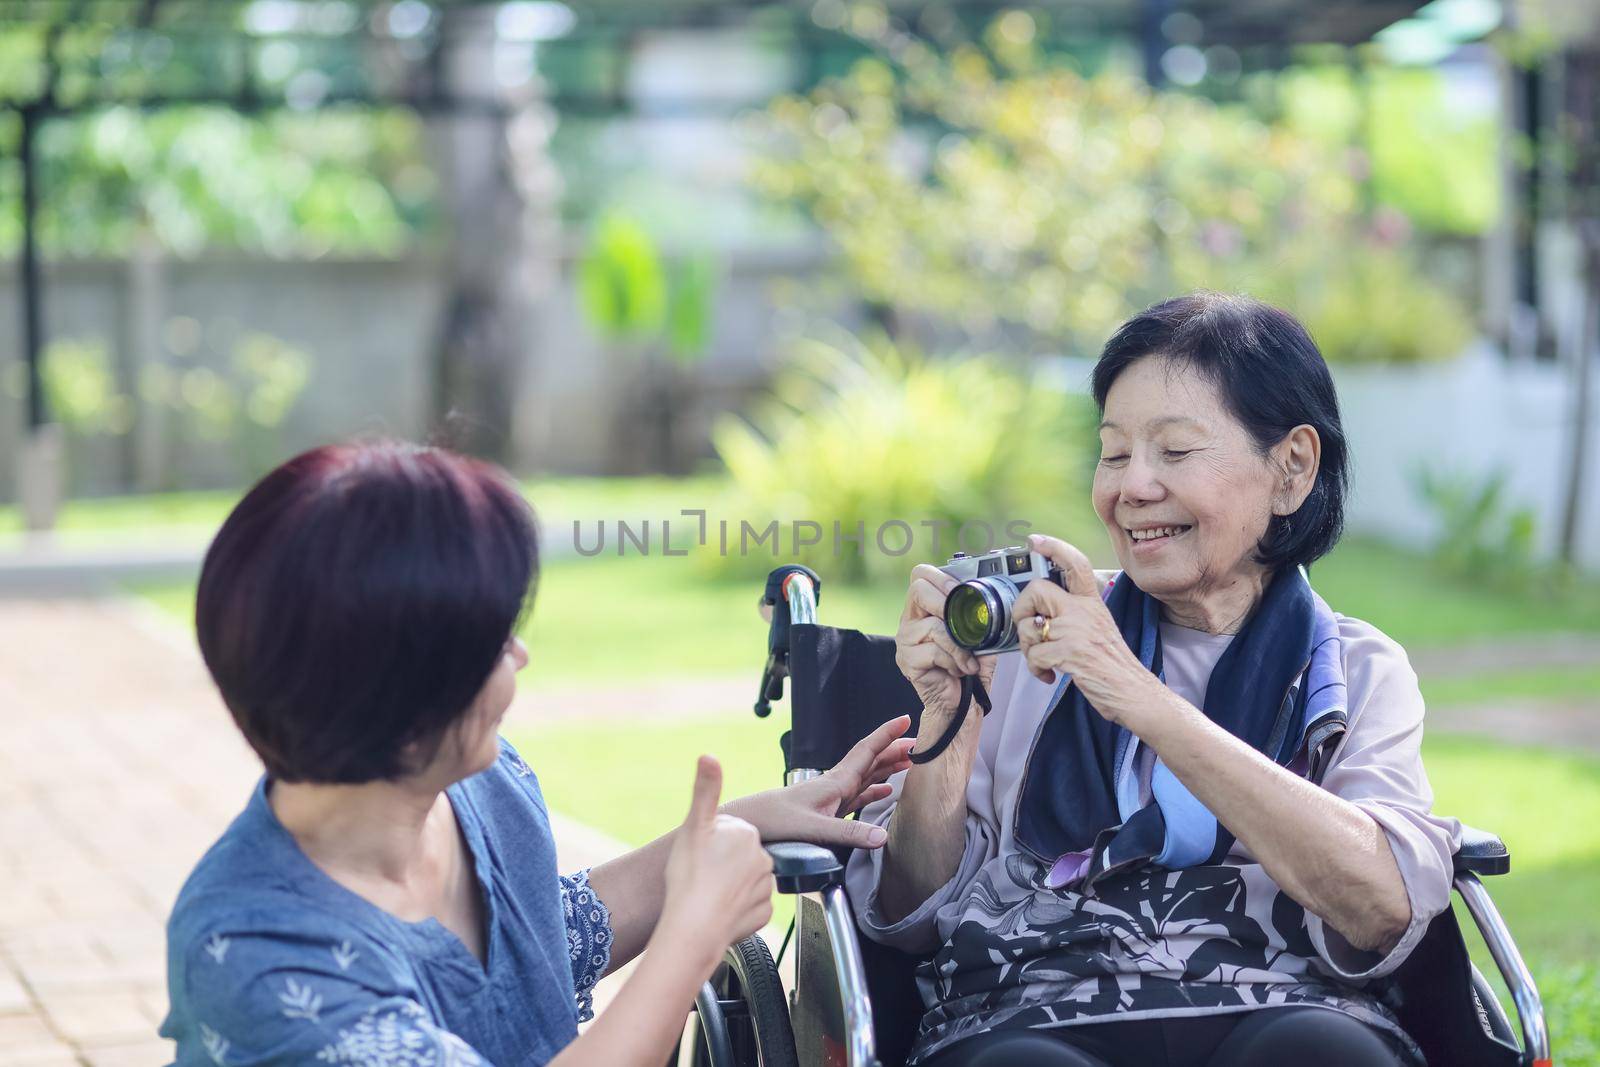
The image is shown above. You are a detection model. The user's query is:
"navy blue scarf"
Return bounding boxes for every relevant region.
[1013,566,1348,891]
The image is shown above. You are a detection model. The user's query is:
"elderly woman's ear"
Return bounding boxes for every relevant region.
[1271,424,1322,517]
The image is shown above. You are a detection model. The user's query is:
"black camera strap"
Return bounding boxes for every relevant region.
[909,674,992,764]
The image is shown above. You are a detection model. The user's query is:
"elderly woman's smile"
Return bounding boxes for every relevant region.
[1092,352,1317,633]
[1125,525,1191,544]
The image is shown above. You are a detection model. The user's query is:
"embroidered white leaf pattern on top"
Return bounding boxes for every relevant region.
[314,1000,481,1066]
[280,977,323,1022]
[203,933,231,964]
[331,940,360,971]
[437,1032,483,1066]
[199,1023,230,1065]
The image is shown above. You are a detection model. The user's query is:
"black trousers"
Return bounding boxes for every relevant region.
[921,1007,1409,1067]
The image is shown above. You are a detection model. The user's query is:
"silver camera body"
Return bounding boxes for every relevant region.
[939,546,1063,655]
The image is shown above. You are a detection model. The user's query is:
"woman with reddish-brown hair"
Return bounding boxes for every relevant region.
[160,440,913,1066]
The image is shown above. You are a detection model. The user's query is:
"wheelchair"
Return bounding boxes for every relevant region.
[680,565,1551,1067]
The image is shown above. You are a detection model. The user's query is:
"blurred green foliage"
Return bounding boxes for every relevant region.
[1277,64,1498,236]
[0,9,436,256]
[578,212,718,364]
[143,331,313,479]
[1,330,312,490]
[753,25,1475,363]
[1295,243,1473,364]
[0,105,435,257]
[664,254,718,361]
[35,337,133,436]
[711,336,1096,582]
[576,212,722,472]
[579,214,669,342]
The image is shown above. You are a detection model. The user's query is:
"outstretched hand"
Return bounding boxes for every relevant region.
[724,715,916,850]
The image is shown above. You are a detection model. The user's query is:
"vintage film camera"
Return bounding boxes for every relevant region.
[939,545,1065,655]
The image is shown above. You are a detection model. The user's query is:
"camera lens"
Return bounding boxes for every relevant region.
[944,577,1018,652]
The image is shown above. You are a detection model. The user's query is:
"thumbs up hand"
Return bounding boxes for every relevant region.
[660,756,776,969]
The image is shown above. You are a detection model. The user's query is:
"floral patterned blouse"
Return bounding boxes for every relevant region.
[161,738,613,1066]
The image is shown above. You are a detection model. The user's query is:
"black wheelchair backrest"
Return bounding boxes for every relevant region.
[784,623,923,775]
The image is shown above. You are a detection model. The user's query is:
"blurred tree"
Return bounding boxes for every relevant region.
[0,103,436,258]
[752,14,1474,364]
[426,4,561,466]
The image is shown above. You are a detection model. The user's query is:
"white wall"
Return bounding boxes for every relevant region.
[0,242,841,496]
[1333,342,1600,569]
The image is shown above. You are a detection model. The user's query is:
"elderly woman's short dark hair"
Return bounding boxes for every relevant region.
[1091,292,1349,570]
[196,441,539,784]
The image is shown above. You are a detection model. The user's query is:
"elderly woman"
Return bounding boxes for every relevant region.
[845,294,1459,1067]
[160,441,914,1066]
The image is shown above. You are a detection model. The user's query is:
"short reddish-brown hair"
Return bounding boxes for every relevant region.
[196,440,538,783]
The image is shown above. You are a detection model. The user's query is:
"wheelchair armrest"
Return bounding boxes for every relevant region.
[766,841,844,894]
[1454,824,1510,877]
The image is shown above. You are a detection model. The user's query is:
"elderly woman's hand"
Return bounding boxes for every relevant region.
[894,564,998,719]
[1013,535,1148,721]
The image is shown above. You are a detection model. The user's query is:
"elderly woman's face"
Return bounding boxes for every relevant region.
[1092,357,1282,601]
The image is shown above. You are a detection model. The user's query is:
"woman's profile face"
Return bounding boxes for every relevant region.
[447,636,530,779]
[1092,356,1284,604]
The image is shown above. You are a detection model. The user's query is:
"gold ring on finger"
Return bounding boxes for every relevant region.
[1037,614,1051,642]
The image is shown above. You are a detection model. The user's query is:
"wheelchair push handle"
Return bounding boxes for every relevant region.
[753,565,822,718]
[765,840,845,893]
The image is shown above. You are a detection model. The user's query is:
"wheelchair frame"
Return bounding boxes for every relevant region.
[762,569,879,1067]
[686,569,1551,1067]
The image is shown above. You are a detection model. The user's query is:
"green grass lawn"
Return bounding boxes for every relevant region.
[0,488,240,540]
[18,474,1600,660]
[513,533,1600,689]
[1308,538,1600,649]
[1427,735,1600,1062]
[127,549,909,688]
[126,535,1600,695]
[1422,665,1600,709]
[0,474,727,540]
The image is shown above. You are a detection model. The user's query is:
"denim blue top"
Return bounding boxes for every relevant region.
[161,738,613,1066]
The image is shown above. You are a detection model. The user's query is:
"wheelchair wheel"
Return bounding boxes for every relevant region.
[684,935,799,1067]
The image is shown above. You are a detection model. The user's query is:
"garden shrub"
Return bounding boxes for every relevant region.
[709,336,1098,583]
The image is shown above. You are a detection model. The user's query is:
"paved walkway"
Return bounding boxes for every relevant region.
[0,597,644,1066]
